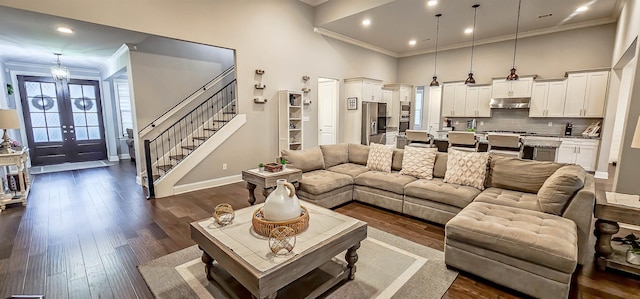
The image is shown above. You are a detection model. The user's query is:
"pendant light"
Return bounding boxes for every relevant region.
[430,13,442,87]
[465,4,480,85]
[506,0,522,80]
[51,53,70,81]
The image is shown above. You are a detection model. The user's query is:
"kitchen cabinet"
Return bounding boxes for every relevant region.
[464,85,492,117]
[442,82,467,117]
[491,77,534,98]
[383,84,413,129]
[278,90,304,152]
[556,139,599,171]
[530,80,566,117]
[564,71,609,117]
[382,89,393,117]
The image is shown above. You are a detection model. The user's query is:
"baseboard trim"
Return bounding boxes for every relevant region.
[594,171,609,179]
[118,154,131,160]
[173,174,243,195]
[108,155,120,162]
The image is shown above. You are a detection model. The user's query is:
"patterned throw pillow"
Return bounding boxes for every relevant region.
[400,146,437,179]
[366,143,394,172]
[444,149,490,190]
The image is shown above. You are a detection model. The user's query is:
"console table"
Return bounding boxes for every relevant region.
[594,190,640,275]
[0,148,31,212]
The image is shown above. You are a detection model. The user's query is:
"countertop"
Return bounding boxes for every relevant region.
[433,132,600,148]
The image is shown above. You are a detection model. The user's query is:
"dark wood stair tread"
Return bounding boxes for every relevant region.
[170,154,186,160]
[203,128,217,132]
[193,136,207,141]
[182,145,197,150]
[156,165,172,171]
[223,112,235,114]
[211,120,228,123]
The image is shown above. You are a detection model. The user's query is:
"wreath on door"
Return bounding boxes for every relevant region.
[74,97,94,111]
[30,96,55,111]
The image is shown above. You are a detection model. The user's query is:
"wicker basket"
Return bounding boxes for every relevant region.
[252,206,309,237]
[264,163,283,172]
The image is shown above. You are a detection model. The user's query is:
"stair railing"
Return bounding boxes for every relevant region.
[144,79,237,198]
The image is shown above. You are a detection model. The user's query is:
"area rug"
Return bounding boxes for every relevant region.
[139,227,458,299]
[30,160,114,174]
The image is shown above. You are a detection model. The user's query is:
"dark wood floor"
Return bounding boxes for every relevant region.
[0,161,638,299]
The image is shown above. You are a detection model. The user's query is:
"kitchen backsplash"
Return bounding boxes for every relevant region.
[446,109,602,136]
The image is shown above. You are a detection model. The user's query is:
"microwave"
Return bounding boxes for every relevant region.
[400,101,411,112]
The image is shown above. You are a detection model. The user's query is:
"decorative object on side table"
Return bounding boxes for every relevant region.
[613,233,640,265]
[263,163,282,173]
[269,226,296,255]
[0,109,21,154]
[281,158,287,170]
[258,163,264,172]
[213,203,235,225]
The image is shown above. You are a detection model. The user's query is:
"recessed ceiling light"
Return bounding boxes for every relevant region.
[362,19,371,26]
[576,5,588,12]
[427,0,438,6]
[57,27,74,34]
[409,40,417,46]
[464,28,473,34]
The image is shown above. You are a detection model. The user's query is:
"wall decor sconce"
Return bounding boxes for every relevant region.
[302,75,309,82]
[302,87,311,93]
[255,69,265,75]
[255,83,266,89]
[254,97,267,103]
[303,99,312,105]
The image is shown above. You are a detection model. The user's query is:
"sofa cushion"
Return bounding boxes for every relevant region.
[446,202,578,274]
[400,146,437,179]
[537,165,586,215]
[474,187,542,212]
[348,143,369,165]
[444,149,489,190]
[433,152,448,178]
[355,171,417,194]
[404,178,480,209]
[327,163,370,178]
[487,155,564,193]
[366,143,394,172]
[297,170,353,195]
[320,144,349,168]
[392,149,404,171]
[281,148,324,172]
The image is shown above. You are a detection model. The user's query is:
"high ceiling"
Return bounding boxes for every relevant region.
[313,0,621,57]
[0,6,149,70]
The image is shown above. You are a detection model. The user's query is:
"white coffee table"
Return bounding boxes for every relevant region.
[190,202,367,299]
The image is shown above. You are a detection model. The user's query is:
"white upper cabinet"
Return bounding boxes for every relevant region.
[530,80,566,117]
[564,71,609,118]
[442,82,491,117]
[491,77,534,98]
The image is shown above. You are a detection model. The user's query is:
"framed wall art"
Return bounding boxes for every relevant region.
[347,97,358,110]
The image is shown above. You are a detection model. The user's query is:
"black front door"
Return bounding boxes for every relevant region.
[18,76,107,166]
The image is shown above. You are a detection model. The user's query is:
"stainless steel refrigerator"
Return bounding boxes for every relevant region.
[361,102,387,145]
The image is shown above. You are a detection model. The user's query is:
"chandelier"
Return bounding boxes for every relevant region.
[51,53,70,81]
[430,13,442,87]
[507,0,523,81]
[465,4,480,85]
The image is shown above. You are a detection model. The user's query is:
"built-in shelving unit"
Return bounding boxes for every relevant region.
[279,90,304,152]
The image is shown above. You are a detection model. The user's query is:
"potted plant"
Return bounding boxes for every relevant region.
[280,158,287,170]
[258,163,264,172]
[612,233,640,265]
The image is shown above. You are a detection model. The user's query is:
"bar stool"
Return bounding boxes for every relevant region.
[487,133,523,158]
[448,131,478,152]
[405,130,434,148]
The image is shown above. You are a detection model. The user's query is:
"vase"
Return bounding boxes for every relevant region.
[626,249,640,265]
[263,179,301,221]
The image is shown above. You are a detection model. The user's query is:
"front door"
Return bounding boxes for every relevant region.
[18,76,107,166]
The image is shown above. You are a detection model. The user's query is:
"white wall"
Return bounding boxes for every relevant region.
[398,24,616,85]
[609,59,636,163]
[0,0,398,187]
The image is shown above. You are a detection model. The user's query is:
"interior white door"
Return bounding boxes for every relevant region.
[318,78,338,145]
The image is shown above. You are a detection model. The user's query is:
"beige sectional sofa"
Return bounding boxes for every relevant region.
[281,143,595,299]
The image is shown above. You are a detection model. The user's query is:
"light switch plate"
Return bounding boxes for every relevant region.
[303,116,310,121]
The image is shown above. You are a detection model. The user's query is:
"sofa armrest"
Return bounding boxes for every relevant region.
[562,174,595,266]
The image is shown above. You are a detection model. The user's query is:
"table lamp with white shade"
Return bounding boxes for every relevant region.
[0,109,21,154]
[632,116,640,149]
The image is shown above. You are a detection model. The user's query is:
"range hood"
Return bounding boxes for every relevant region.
[489,97,530,109]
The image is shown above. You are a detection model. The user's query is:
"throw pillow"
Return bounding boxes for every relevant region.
[348,143,370,165]
[280,148,324,172]
[366,143,394,172]
[400,146,437,179]
[537,165,585,215]
[443,149,489,190]
[320,144,349,168]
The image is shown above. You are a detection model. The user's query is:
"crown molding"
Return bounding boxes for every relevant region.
[399,17,617,58]
[300,0,328,6]
[5,61,101,74]
[314,27,399,58]
[100,44,130,75]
